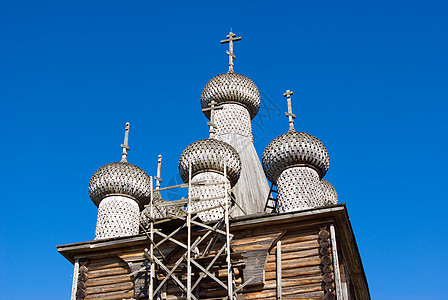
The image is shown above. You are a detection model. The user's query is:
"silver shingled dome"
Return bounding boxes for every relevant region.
[201,72,260,120]
[321,179,338,206]
[262,130,330,183]
[89,162,151,207]
[178,139,241,186]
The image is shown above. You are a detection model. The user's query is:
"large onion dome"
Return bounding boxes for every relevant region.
[321,179,338,206]
[262,130,330,183]
[179,139,241,186]
[89,162,151,208]
[201,72,260,120]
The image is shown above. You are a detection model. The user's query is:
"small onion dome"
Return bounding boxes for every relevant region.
[321,179,338,205]
[262,131,330,183]
[89,162,151,208]
[179,139,241,187]
[201,72,260,120]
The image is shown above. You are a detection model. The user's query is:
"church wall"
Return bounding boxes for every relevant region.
[71,219,339,299]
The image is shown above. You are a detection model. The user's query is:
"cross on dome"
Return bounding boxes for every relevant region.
[283,90,296,131]
[120,122,130,162]
[202,100,223,138]
[221,30,242,73]
[155,154,163,189]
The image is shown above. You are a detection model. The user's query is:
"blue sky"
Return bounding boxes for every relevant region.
[1,0,447,299]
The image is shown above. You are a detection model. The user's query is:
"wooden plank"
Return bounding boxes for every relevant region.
[70,259,79,300]
[330,223,344,300]
[276,240,281,300]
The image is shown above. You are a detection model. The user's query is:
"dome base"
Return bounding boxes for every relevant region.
[95,195,140,240]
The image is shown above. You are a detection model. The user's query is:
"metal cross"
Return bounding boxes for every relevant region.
[155,154,163,189]
[202,100,223,138]
[121,122,130,162]
[283,90,296,131]
[221,30,242,73]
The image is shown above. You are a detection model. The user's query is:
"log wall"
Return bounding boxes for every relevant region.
[72,222,337,299]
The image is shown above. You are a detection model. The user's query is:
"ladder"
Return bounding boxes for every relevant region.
[264,182,278,213]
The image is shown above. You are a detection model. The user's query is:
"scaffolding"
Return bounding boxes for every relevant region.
[139,162,251,299]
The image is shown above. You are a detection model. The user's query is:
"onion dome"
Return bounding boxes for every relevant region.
[201,72,260,120]
[179,139,241,186]
[321,179,338,205]
[89,162,151,208]
[262,130,330,183]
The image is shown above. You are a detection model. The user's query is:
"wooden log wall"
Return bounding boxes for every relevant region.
[72,223,336,299]
[81,255,134,300]
[240,228,328,300]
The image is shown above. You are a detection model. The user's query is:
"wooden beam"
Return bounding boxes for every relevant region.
[70,259,79,300]
[276,240,282,299]
[330,223,344,300]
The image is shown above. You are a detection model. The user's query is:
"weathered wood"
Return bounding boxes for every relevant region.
[330,223,344,300]
[71,259,79,300]
[232,231,284,286]
[85,281,133,295]
[86,274,131,287]
[88,257,128,271]
[87,266,129,278]
[267,248,319,262]
[265,265,322,281]
[276,240,281,300]
[266,256,321,272]
[84,289,134,300]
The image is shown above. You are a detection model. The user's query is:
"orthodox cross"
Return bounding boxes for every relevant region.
[121,122,130,162]
[221,30,242,73]
[202,100,223,138]
[283,90,296,131]
[155,154,163,189]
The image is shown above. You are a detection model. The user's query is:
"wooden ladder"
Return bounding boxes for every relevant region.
[264,182,278,213]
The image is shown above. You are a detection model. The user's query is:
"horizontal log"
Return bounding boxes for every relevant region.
[242,283,323,299]
[276,240,320,253]
[242,274,322,293]
[265,256,321,272]
[282,290,325,299]
[88,257,128,271]
[88,267,129,279]
[85,281,133,295]
[265,265,322,281]
[267,248,319,263]
[281,283,323,296]
[84,289,134,300]
[279,233,319,246]
[232,232,284,247]
[86,274,131,287]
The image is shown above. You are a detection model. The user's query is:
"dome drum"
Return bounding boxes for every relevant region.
[94,195,141,240]
[277,167,323,212]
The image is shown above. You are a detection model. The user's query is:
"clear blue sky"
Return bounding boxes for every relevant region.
[1,0,447,299]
